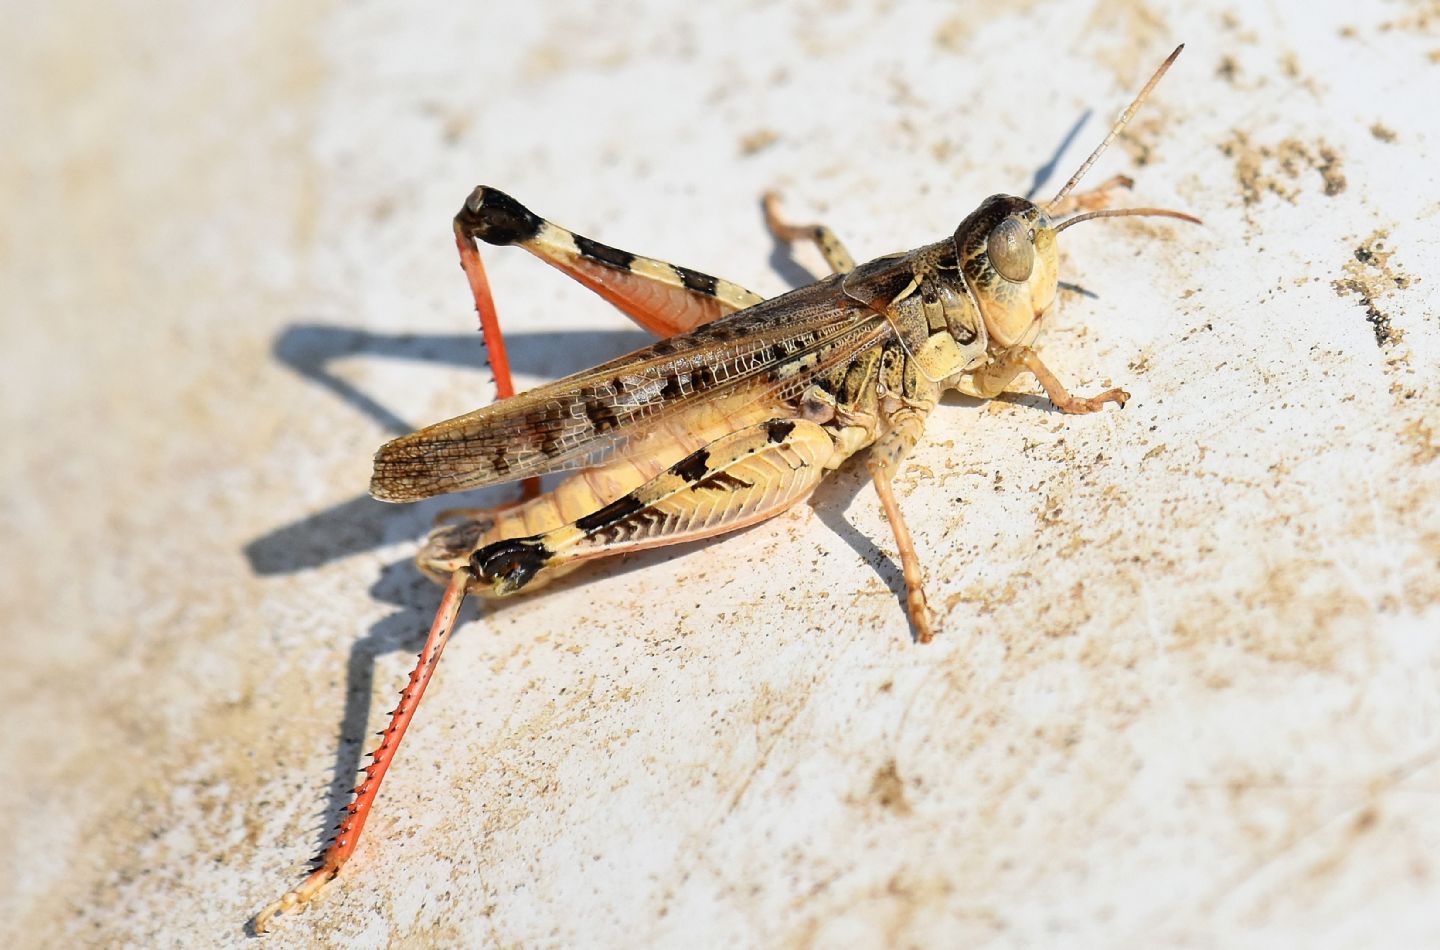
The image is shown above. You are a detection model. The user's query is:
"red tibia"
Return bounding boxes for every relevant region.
[455,225,515,401]
[255,567,473,932]
[326,566,470,869]
[454,226,540,500]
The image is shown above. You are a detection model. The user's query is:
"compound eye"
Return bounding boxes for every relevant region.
[987,217,1034,283]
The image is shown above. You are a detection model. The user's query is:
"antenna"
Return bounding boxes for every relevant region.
[1053,206,1202,232]
[1047,44,1184,212]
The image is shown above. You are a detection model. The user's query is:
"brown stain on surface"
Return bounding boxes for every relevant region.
[1081,0,1170,86]
[1399,418,1440,465]
[1331,230,1415,348]
[739,128,779,155]
[1378,2,1440,34]
[1119,114,1166,167]
[1220,132,1347,206]
[869,759,913,816]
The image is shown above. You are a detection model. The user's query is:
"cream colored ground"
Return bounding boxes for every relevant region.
[4,2,1438,948]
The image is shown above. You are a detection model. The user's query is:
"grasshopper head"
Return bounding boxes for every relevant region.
[952,195,1058,349]
[950,44,1200,351]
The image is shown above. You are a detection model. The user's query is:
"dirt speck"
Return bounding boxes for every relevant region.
[1331,230,1414,348]
[930,137,959,163]
[1399,418,1440,464]
[1119,115,1165,167]
[1082,0,1171,86]
[1220,11,1259,44]
[1315,145,1347,195]
[1370,122,1398,142]
[1220,132,1347,205]
[1216,55,1240,83]
[933,15,971,54]
[870,760,912,816]
[1380,4,1440,33]
[738,128,779,156]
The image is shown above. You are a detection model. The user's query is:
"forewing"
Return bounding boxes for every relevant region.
[371,278,888,501]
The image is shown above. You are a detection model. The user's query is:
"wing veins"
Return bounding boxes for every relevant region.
[372,298,888,500]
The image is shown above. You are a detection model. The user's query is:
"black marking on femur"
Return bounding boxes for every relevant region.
[675,266,719,296]
[765,419,796,444]
[472,537,552,593]
[575,235,636,270]
[583,397,621,432]
[456,187,543,246]
[589,508,665,548]
[576,493,646,533]
[695,470,754,492]
[672,448,712,484]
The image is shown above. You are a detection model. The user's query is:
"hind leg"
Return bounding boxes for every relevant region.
[762,191,856,275]
[472,417,837,595]
[453,186,770,498]
[454,186,765,393]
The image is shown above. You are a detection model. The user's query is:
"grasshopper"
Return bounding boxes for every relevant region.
[256,45,1198,931]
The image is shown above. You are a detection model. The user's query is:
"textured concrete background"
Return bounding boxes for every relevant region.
[4,2,1438,947]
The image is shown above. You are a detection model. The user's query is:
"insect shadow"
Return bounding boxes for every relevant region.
[1024,108,1092,202]
[249,320,648,869]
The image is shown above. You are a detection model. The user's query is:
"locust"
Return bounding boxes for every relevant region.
[256,45,1199,932]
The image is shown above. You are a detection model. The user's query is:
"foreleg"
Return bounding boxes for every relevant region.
[965,346,1129,414]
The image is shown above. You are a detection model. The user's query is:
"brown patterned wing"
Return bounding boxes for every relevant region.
[370,278,890,501]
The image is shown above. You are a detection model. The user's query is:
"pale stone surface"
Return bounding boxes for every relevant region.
[4,2,1438,948]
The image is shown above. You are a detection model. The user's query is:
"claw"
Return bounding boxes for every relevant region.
[254,866,337,934]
